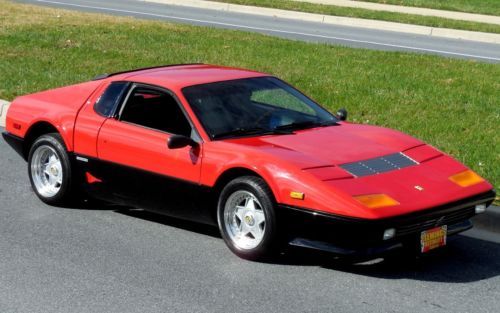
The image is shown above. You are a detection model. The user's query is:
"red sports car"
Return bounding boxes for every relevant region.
[2,64,495,260]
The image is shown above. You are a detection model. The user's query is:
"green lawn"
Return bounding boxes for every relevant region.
[0,0,498,199]
[357,0,500,16]
[213,0,500,34]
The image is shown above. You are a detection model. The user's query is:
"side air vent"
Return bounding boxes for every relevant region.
[340,153,418,177]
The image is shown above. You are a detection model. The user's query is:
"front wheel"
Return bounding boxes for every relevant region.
[28,133,74,206]
[217,176,279,261]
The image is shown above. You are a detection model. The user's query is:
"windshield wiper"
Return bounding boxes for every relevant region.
[212,127,293,139]
[274,120,338,131]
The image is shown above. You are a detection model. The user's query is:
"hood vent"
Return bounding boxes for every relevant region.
[340,153,418,177]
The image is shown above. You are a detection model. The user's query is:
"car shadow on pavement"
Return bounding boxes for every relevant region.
[75,200,500,283]
[114,206,222,239]
[284,235,500,283]
[67,198,221,238]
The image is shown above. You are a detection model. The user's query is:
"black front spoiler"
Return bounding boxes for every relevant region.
[279,190,495,256]
[288,219,473,257]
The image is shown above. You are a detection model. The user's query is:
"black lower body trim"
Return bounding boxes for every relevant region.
[288,219,473,257]
[74,154,218,226]
[289,238,404,257]
[2,131,25,159]
[278,190,495,256]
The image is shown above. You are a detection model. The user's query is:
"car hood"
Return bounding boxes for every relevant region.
[220,123,493,218]
[226,123,423,168]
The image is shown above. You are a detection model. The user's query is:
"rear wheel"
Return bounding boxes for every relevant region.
[28,133,74,206]
[217,176,279,260]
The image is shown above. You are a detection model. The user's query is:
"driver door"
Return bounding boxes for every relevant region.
[95,83,206,221]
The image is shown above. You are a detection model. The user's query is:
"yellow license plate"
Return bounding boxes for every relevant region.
[420,225,447,253]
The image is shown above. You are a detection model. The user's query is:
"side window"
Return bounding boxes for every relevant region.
[251,88,316,116]
[95,82,129,117]
[119,86,192,137]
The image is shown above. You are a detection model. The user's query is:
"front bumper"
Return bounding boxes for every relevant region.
[278,189,496,257]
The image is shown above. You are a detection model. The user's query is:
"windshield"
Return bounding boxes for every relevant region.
[182,77,337,139]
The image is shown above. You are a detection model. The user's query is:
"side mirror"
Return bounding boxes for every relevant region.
[167,135,197,149]
[336,108,348,121]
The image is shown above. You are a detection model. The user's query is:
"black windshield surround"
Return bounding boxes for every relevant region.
[182,77,337,140]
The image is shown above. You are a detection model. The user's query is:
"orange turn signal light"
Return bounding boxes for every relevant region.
[449,170,484,187]
[290,191,305,200]
[353,194,399,209]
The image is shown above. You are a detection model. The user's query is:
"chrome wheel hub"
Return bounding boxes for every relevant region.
[224,190,266,250]
[31,145,63,198]
[244,213,255,226]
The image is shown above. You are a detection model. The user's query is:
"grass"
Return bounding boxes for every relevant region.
[357,0,500,16]
[0,0,498,199]
[213,0,500,34]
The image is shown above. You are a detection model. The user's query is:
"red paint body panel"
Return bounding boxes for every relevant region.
[302,166,353,181]
[97,119,202,183]
[224,124,423,166]
[4,64,494,222]
[120,64,266,91]
[327,156,492,218]
[404,144,443,163]
[73,82,111,157]
[6,80,103,150]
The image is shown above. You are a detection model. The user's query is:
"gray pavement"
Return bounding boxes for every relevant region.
[473,205,500,234]
[18,0,500,62]
[2,130,500,313]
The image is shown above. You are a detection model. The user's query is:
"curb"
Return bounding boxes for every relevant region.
[473,205,500,234]
[143,0,500,44]
[293,0,500,26]
[0,100,10,128]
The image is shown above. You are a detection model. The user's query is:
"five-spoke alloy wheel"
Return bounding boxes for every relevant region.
[28,133,74,205]
[218,176,279,260]
[30,145,63,198]
[224,190,266,250]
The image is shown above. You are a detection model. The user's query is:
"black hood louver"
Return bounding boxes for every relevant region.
[340,153,418,177]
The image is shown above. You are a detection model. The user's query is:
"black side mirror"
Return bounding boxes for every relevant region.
[167,135,197,149]
[336,108,348,121]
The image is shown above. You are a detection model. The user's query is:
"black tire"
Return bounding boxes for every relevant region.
[27,133,75,206]
[217,176,280,261]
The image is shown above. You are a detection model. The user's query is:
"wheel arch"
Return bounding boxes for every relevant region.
[212,167,279,203]
[23,121,64,160]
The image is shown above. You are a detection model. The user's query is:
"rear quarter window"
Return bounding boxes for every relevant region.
[94,82,130,117]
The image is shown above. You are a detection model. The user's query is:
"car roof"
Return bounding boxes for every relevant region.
[109,64,268,90]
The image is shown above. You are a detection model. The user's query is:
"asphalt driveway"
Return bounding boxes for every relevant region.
[1,129,500,313]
